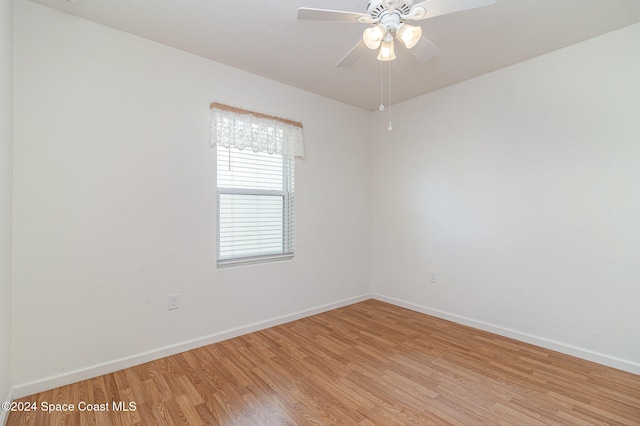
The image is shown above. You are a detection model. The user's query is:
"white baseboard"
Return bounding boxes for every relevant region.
[1,386,13,426]
[13,294,372,399]
[373,294,640,375]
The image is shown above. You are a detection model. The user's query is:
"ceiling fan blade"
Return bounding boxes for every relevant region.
[297,8,374,24]
[409,36,440,63]
[404,0,496,21]
[336,40,367,67]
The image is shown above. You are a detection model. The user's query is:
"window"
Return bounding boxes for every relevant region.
[217,145,294,264]
[210,103,304,266]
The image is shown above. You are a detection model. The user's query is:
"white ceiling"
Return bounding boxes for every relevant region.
[28,0,640,110]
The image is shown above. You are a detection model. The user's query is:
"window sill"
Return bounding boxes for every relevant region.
[217,254,294,268]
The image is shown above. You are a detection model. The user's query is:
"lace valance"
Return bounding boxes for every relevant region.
[210,103,305,159]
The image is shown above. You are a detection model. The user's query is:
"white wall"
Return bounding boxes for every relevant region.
[372,24,640,372]
[12,0,371,392]
[0,0,13,419]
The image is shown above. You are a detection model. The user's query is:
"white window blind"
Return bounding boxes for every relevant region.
[211,103,303,266]
[217,146,295,264]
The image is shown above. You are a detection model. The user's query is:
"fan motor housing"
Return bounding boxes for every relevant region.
[367,0,413,19]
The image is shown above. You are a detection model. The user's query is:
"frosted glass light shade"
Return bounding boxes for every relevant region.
[396,23,422,49]
[363,24,386,49]
[377,39,396,61]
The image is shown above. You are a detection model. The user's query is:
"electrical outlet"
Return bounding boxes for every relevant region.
[168,293,180,310]
[430,271,437,283]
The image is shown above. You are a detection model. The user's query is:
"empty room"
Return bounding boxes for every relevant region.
[1,0,639,424]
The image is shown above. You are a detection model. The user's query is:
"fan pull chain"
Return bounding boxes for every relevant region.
[379,60,384,111]
[388,60,392,131]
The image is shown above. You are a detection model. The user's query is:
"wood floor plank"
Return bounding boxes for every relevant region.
[7,300,640,425]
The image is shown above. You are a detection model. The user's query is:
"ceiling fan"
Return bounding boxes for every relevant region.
[297,0,496,66]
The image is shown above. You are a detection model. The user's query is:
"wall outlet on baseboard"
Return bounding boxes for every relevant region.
[168,293,180,310]
[430,271,437,283]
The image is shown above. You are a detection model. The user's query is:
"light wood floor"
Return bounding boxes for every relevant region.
[7,299,640,425]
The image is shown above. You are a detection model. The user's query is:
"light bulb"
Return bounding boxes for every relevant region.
[363,24,386,50]
[377,39,396,61]
[396,23,422,49]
